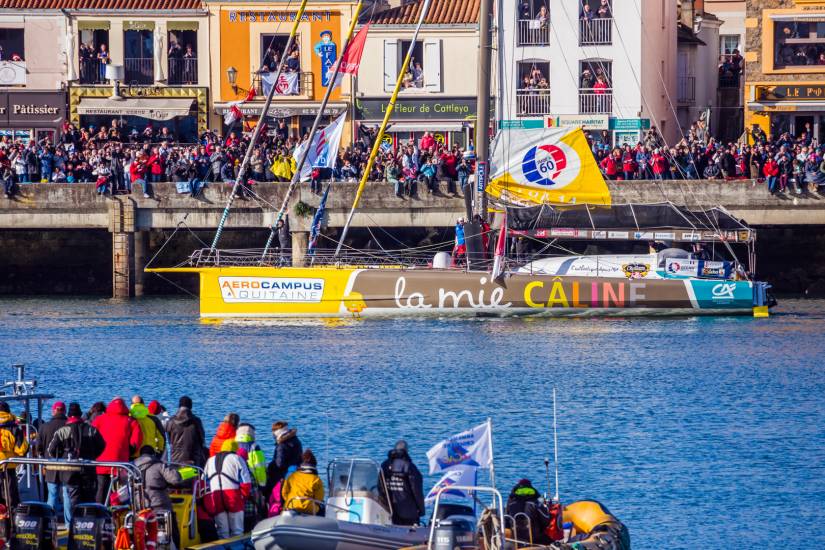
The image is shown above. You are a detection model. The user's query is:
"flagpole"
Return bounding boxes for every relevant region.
[262,0,365,260]
[335,0,434,257]
[552,387,560,503]
[210,0,309,251]
[487,417,496,495]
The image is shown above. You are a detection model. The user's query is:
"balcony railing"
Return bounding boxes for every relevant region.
[124,57,154,85]
[580,17,612,46]
[517,19,550,46]
[678,76,696,103]
[253,71,314,98]
[79,59,106,84]
[516,89,551,117]
[718,74,741,89]
[579,88,612,114]
[168,57,198,85]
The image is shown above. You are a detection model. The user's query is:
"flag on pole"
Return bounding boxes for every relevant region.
[223,88,256,126]
[326,23,370,89]
[427,422,493,474]
[424,465,477,503]
[261,72,300,95]
[307,184,330,255]
[491,211,507,281]
[293,111,347,182]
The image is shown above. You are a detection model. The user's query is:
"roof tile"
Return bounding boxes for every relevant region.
[368,0,479,25]
[0,0,202,9]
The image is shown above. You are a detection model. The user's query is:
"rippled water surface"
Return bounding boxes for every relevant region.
[1,297,824,549]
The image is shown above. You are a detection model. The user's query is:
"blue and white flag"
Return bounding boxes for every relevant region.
[425,465,477,503]
[293,111,347,182]
[307,184,330,255]
[427,421,493,474]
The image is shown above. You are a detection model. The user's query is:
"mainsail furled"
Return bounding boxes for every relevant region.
[487,127,611,206]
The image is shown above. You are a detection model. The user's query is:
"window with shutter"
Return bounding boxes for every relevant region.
[423,39,442,92]
[383,39,399,92]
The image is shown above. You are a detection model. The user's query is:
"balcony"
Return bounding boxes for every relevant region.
[168,57,198,85]
[253,71,314,99]
[0,61,26,86]
[517,19,551,46]
[516,89,551,117]
[124,57,154,85]
[580,18,612,46]
[79,59,106,85]
[678,76,696,103]
[579,89,612,114]
[718,74,741,89]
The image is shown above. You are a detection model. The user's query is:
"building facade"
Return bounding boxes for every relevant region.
[0,2,69,142]
[745,0,825,140]
[206,0,359,143]
[676,1,722,134]
[499,0,678,145]
[706,0,745,140]
[354,0,482,149]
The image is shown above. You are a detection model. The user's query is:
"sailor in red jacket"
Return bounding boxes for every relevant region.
[91,397,142,504]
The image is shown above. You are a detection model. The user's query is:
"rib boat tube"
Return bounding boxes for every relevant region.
[555,500,630,550]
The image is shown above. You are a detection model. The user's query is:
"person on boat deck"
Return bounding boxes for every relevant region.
[0,401,29,508]
[47,402,105,524]
[276,218,291,266]
[130,400,167,458]
[264,421,303,499]
[204,439,252,539]
[210,413,240,457]
[380,440,425,526]
[167,395,207,467]
[91,397,142,504]
[236,424,267,488]
[281,449,324,515]
[452,218,467,267]
[505,479,552,544]
[36,401,67,522]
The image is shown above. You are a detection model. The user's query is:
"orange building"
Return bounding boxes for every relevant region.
[206,0,358,141]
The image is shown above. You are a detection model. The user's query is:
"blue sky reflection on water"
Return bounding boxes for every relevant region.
[1,297,824,548]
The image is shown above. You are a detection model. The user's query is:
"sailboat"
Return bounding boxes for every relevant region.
[146,0,775,320]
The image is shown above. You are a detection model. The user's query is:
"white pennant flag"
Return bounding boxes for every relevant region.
[425,465,477,503]
[426,422,493,474]
[293,111,346,182]
[261,72,300,95]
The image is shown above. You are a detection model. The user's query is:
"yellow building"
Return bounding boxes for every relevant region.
[206,0,358,142]
[745,0,825,139]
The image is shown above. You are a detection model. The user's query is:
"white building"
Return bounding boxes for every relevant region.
[498,0,678,145]
[676,1,722,132]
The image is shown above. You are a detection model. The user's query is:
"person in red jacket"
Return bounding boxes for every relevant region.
[599,149,620,180]
[763,157,779,193]
[130,152,151,198]
[621,148,637,180]
[209,413,240,457]
[651,149,668,180]
[91,397,142,504]
[148,146,165,184]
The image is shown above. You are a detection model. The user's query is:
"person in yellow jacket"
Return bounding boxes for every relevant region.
[130,402,166,458]
[0,401,29,507]
[270,151,297,182]
[281,449,324,515]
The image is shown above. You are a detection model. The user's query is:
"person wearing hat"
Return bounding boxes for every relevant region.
[48,403,106,524]
[264,421,302,499]
[203,439,252,539]
[167,396,207,467]
[505,478,552,544]
[0,401,28,508]
[37,401,68,520]
[281,449,324,515]
[380,440,425,526]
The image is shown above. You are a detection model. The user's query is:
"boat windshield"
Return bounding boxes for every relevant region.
[327,459,389,508]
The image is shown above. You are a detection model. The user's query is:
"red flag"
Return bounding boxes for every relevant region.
[244,87,256,102]
[224,104,244,126]
[327,23,370,89]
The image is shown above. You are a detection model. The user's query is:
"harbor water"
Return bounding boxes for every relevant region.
[1,297,824,549]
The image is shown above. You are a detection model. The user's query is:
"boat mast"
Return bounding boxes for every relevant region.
[334,0,435,258]
[261,0,365,260]
[474,0,494,219]
[210,0,310,251]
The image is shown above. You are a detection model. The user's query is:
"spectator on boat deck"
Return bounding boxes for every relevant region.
[130,401,166,457]
[505,479,552,544]
[37,402,67,520]
[0,401,28,508]
[91,397,142,504]
[166,395,207,467]
[281,449,324,515]
[209,412,240,457]
[277,218,291,266]
[204,440,252,539]
[265,421,303,499]
[48,402,105,524]
[135,445,190,549]
[452,218,467,267]
[85,401,105,423]
[235,424,267,488]
[380,440,425,526]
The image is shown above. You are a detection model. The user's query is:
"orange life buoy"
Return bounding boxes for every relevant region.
[114,526,131,550]
[133,509,158,550]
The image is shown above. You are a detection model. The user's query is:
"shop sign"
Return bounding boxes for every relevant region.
[0,91,65,125]
[228,11,333,23]
[615,131,639,145]
[217,105,346,118]
[499,119,543,130]
[756,85,825,101]
[609,118,651,131]
[356,97,484,121]
[547,115,609,129]
[476,161,487,193]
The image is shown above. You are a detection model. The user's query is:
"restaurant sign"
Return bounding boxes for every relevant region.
[0,91,65,125]
[356,97,485,120]
[756,85,825,101]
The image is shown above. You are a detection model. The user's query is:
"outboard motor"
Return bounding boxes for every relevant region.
[68,504,113,550]
[433,516,477,550]
[10,502,57,550]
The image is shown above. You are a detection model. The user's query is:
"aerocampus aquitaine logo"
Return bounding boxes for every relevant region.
[520,142,580,187]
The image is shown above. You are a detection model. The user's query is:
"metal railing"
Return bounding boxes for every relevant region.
[517,19,550,46]
[718,74,741,89]
[579,88,613,114]
[253,70,314,97]
[125,57,154,84]
[580,17,612,45]
[168,57,198,85]
[516,88,551,116]
[79,58,106,84]
[678,76,696,103]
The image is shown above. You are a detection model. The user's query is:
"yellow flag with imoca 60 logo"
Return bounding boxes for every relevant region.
[486,127,611,206]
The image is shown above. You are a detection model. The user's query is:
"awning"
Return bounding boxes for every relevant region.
[383,122,465,132]
[76,97,194,121]
[749,101,825,110]
[168,21,200,31]
[77,20,110,30]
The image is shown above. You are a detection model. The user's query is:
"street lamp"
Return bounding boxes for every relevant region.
[226,66,238,92]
